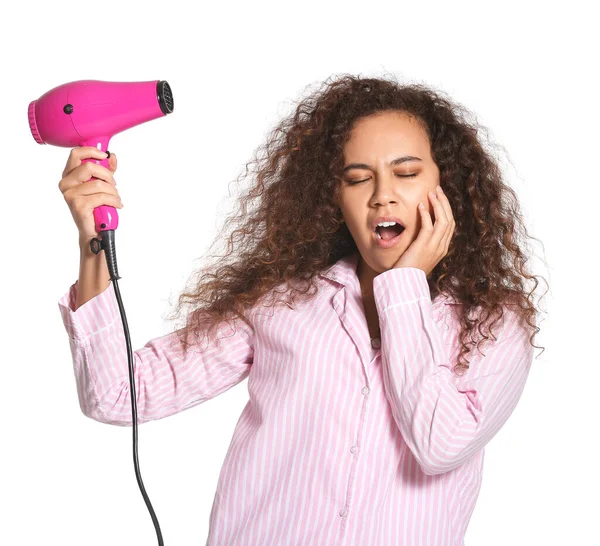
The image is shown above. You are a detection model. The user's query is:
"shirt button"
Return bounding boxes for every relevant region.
[350,445,357,454]
[339,508,348,517]
[371,337,381,349]
[361,386,370,395]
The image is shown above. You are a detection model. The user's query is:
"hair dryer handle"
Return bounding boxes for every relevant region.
[81,156,119,232]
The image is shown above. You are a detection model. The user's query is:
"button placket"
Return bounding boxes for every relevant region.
[338,383,369,527]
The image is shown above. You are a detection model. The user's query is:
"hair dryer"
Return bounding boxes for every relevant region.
[27,79,174,546]
[28,79,173,235]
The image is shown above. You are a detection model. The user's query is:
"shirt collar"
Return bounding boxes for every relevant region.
[318,251,361,288]
[318,250,458,305]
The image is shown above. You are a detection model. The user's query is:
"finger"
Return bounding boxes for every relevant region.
[431,188,450,224]
[418,200,433,239]
[436,187,454,226]
[439,215,454,253]
[75,178,120,196]
[62,146,109,179]
[436,187,455,251]
[62,146,108,177]
[69,191,124,214]
[59,161,116,194]
[107,152,118,173]
[64,181,121,205]
[429,189,449,243]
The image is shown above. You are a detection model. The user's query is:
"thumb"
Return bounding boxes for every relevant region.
[107,151,118,172]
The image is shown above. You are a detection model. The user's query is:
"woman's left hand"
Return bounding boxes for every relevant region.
[392,185,455,276]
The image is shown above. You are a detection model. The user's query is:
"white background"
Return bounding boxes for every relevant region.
[2,1,597,545]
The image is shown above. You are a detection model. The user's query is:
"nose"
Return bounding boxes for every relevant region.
[369,173,399,206]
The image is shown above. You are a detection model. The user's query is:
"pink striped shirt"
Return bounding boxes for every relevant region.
[58,250,534,546]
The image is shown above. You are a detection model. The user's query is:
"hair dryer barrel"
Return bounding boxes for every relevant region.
[28,79,173,148]
[28,79,174,232]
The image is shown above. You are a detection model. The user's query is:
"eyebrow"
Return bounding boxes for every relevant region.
[342,155,422,173]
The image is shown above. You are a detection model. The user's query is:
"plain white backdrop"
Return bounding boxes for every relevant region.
[1,1,597,544]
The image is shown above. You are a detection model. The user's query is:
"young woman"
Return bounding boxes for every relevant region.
[58,74,545,546]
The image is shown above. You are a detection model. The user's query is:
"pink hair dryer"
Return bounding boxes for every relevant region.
[28,79,174,233]
[27,79,174,546]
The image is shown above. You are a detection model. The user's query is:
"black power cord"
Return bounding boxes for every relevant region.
[90,228,164,546]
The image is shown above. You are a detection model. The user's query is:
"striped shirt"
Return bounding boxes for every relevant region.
[58,250,534,546]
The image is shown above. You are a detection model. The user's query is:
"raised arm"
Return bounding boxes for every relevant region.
[58,280,254,426]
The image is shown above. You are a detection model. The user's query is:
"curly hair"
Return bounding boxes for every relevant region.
[164,72,548,376]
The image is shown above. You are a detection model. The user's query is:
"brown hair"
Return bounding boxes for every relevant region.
[165,73,548,376]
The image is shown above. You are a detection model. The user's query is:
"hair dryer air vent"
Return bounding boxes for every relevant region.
[157,81,174,115]
[28,100,44,144]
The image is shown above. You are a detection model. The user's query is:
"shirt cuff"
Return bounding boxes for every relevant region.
[373,267,431,313]
[58,280,121,344]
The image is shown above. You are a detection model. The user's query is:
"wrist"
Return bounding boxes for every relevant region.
[79,237,101,258]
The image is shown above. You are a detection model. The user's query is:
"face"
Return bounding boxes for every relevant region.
[336,110,440,283]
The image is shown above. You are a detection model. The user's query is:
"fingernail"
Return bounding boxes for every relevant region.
[105,150,111,159]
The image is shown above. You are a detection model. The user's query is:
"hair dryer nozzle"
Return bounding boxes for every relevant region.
[157,81,174,115]
[28,100,45,144]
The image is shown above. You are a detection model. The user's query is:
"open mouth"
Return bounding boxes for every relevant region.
[375,224,405,241]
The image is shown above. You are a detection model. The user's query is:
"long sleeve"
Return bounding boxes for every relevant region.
[373,267,534,476]
[58,280,254,426]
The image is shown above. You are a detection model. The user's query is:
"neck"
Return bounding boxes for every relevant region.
[357,255,377,303]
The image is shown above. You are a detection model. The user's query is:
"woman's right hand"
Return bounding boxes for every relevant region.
[58,146,124,243]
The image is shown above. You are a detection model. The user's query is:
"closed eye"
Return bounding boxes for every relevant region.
[347,173,417,185]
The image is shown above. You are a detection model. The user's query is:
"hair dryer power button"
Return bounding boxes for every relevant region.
[63,104,73,115]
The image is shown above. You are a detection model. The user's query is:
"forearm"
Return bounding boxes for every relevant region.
[76,237,111,310]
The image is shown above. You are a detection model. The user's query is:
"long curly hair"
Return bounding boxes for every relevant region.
[164,73,548,376]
